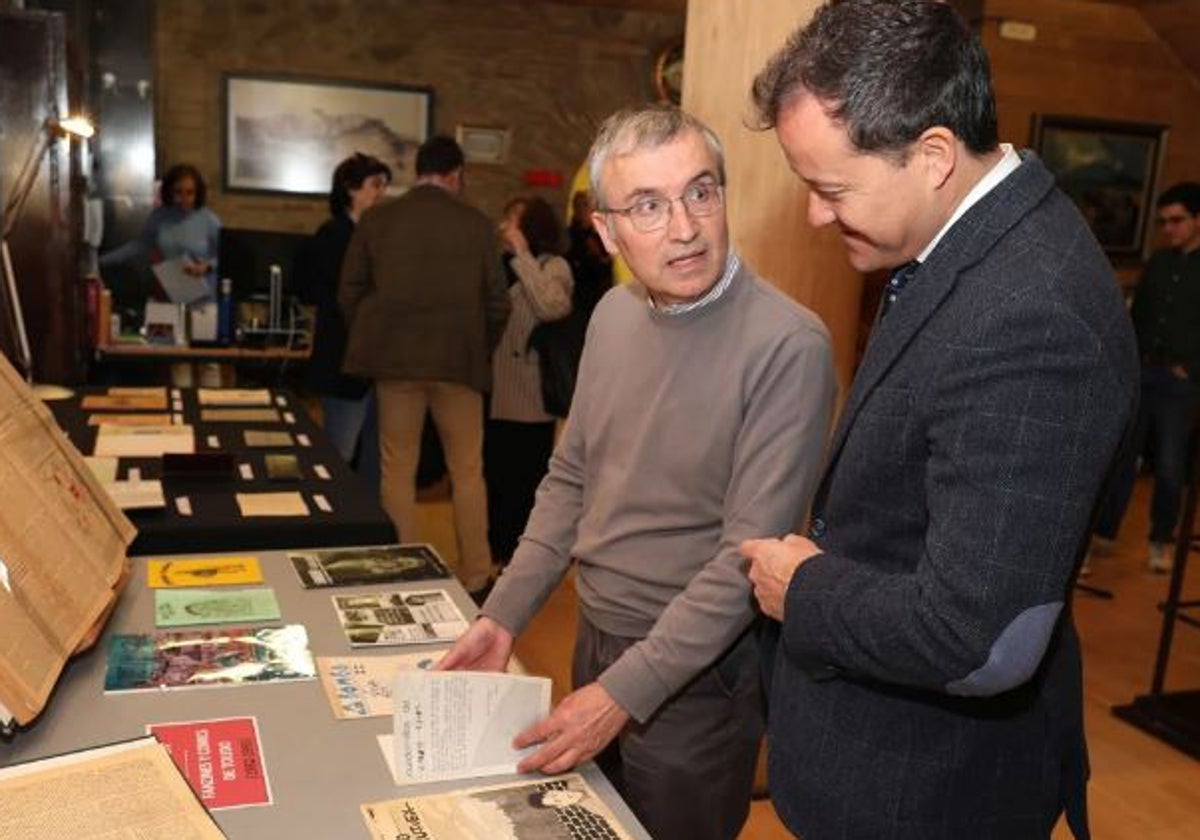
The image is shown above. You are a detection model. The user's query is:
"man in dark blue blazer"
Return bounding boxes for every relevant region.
[741,2,1139,838]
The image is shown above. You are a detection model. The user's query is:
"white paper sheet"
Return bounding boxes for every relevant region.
[390,671,551,784]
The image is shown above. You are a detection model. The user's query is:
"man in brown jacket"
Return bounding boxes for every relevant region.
[339,135,509,598]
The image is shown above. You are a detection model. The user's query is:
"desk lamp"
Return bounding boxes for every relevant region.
[1,114,95,381]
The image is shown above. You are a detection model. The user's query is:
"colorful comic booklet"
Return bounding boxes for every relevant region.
[104,625,316,692]
[290,543,451,588]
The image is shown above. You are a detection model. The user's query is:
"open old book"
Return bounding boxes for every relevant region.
[0,354,135,729]
[0,736,226,838]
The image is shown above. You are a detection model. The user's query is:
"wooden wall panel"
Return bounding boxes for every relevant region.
[682,0,862,393]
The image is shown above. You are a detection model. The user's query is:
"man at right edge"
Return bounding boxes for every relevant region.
[741,2,1138,838]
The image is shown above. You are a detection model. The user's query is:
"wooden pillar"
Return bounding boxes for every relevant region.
[681,0,862,393]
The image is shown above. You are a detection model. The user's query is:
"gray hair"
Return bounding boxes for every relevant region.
[587,104,726,209]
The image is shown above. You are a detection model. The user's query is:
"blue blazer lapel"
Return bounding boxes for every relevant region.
[819,152,1060,480]
[822,259,958,468]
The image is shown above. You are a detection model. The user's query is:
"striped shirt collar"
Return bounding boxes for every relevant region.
[649,251,741,315]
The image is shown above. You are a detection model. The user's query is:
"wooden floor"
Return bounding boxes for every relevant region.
[415,477,1200,839]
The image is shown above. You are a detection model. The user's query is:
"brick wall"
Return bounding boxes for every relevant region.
[155,0,683,232]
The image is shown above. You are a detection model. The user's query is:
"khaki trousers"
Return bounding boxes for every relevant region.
[376,379,491,591]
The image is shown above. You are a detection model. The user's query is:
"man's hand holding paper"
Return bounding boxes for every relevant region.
[513,682,630,775]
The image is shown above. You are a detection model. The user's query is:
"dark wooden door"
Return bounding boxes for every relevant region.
[0,8,84,383]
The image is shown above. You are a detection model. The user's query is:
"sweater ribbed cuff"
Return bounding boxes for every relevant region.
[596,643,674,724]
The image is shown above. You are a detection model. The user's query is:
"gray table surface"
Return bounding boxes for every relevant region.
[0,546,650,840]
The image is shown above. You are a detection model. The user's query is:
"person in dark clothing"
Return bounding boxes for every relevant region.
[295,153,391,490]
[566,190,614,326]
[1094,181,1200,572]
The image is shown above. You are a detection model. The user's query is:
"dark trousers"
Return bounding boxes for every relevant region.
[484,418,555,563]
[1096,365,1193,543]
[573,615,763,840]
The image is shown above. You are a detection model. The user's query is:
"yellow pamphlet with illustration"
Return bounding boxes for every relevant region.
[147,556,264,588]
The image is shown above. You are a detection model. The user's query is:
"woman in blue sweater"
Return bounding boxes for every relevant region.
[101,163,222,297]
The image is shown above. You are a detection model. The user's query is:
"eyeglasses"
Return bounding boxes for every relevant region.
[600,179,724,233]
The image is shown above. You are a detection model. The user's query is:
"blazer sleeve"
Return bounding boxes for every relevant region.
[337,223,372,329]
[781,292,1132,698]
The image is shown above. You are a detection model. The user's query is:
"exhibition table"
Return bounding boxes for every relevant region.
[0,547,649,840]
[47,387,396,555]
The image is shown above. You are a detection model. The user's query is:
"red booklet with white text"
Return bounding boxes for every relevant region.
[148,715,272,809]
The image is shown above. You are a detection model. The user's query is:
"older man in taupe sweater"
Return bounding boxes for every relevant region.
[439,106,836,840]
[339,136,509,597]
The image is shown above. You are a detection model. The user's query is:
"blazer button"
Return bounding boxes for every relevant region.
[808,517,826,538]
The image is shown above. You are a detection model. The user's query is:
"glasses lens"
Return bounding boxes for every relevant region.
[629,198,668,232]
[684,183,722,217]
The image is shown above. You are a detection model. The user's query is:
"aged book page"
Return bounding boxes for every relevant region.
[0,355,135,725]
[200,408,280,423]
[235,492,309,517]
[87,412,175,426]
[0,736,226,839]
[81,392,169,410]
[197,388,271,406]
[93,424,195,457]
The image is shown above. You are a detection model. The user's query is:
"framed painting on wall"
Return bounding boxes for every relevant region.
[1031,114,1167,259]
[223,74,434,197]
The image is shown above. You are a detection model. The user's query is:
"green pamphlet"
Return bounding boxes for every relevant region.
[154,587,282,627]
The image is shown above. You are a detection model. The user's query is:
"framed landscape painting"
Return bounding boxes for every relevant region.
[1032,114,1166,259]
[223,74,433,197]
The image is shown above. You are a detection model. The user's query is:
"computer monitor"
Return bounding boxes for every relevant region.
[217,227,308,304]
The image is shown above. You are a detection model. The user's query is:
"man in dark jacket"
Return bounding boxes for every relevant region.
[295,153,390,494]
[742,2,1138,838]
[1094,182,1200,572]
[340,136,509,598]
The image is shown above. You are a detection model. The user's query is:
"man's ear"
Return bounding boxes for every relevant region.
[591,211,621,257]
[916,126,957,190]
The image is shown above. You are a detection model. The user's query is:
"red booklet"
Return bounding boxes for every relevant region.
[148,716,272,809]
